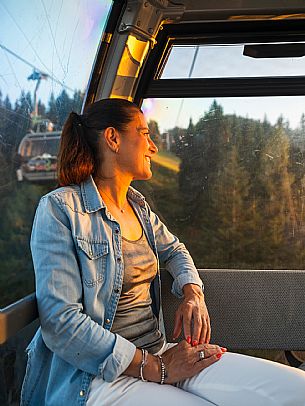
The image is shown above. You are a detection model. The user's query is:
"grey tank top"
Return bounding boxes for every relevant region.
[111,230,164,354]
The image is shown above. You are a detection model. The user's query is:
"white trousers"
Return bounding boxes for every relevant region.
[87,344,305,406]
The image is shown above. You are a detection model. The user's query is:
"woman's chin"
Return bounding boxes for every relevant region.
[133,171,153,181]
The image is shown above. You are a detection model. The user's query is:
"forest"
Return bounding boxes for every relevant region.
[167,101,305,270]
[1,91,305,307]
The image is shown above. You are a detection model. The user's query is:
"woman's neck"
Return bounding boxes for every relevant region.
[94,175,130,208]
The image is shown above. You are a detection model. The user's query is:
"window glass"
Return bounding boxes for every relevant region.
[161,43,305,79]
[0,0,112,307]
[138,97,305,270]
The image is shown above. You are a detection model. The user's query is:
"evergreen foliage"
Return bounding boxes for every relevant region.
[171,101,305,269]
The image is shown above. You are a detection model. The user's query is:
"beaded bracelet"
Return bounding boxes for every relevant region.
[139,349,148,382]
[157,355,167,385]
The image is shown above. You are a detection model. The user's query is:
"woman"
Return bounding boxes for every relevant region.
[21,98,305,406]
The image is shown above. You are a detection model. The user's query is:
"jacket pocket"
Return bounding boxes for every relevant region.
[76,237,109,287]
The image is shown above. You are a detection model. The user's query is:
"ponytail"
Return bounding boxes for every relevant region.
[57,112,94,186]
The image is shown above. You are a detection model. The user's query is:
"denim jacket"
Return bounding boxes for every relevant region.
[21,176,203,406]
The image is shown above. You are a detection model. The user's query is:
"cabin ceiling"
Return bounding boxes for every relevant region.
[165,0,305,22]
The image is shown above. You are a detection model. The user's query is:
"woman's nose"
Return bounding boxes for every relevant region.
[149,138,158,154]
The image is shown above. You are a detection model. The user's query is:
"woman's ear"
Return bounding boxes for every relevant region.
[103,127,120,153]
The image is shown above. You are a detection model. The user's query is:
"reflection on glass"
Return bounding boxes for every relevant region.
[141,97,305,270]
[0,0,112,307]
[162,43,305,79]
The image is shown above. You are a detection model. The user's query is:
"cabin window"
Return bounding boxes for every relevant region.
[0,0,112,307]
[136,34,305,271]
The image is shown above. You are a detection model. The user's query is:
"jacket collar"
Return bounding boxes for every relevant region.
[80,175,146,214]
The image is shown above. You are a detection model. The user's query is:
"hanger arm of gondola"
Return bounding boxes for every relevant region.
[0,43,74,93]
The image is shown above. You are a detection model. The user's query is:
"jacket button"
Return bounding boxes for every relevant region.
[80,390,85,397]
[117,257,122,262]
[114,288,120,294]
[106,318,111,324]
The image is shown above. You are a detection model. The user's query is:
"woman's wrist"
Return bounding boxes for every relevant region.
[183,283,204,299]
[157,354,167,384]
[142,354,161,383]
[124,349,161,383]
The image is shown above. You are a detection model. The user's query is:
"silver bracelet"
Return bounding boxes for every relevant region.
[157,355,167,385]
[139,349,148,382]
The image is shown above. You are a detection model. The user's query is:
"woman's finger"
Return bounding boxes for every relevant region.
[199,313,211,344]
[196,343,221,353]
[190,308,202,346]
[198,315,208,344]
[194,352,223,373]
[182,304,193,342]
[173,311,182,340]
[206,314,211,343]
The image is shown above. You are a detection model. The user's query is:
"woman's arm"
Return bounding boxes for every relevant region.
[31,194,136,382]
[148,206,210,344]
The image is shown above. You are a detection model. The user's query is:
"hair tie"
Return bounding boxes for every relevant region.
[71,112,83,127]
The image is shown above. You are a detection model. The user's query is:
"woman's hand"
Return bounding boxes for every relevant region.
[161,340,224,384]
[173,283,211,345]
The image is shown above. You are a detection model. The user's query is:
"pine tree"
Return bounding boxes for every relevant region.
[56,90,73,127]
[148,119,161,149]
[47,92,58,125]
[176,101,233,265]
[258,123,296,264]
[71,90,84,114]
[178,117,201,215]
[210,145,251,266]
[37,100,46,117]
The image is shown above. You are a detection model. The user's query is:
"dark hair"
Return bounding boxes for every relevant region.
[57,98,141,186]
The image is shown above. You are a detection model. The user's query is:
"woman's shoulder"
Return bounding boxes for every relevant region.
[41,184,81,201]
[38,184,84,213]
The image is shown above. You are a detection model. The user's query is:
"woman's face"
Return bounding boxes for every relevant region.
[118,111,158,181]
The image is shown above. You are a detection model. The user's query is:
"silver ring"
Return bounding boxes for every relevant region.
[199,350,205,361]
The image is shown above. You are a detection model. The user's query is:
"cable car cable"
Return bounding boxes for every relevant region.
[0,43,74,93]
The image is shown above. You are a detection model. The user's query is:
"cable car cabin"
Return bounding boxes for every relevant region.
[16,132,60,182]
[1,0,305,404]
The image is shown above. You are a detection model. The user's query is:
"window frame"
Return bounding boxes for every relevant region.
[135,19,305,103]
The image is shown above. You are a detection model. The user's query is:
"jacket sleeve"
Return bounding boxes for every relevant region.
[147,204,203,299]
[31,194,136,382]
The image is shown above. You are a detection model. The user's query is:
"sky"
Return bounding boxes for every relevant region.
[0,0,112,107]
[1,1,305,132]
